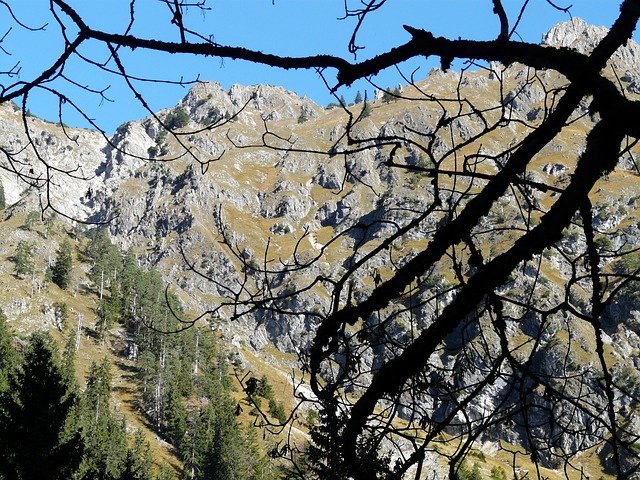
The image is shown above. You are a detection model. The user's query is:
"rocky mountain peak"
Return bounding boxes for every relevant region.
[541,17,640,74]
[541,17,607,53]
[177,80,322,122]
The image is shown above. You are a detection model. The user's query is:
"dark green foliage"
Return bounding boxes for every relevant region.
[306,407,352,480]
[612,250,640,301]
[119,430,154,480]
[594,235,613,251]
[490,466,508,480]
[361,101,372,118]
[456,461,483,480]
[97,283,123,339]
[164,108,190,130]
[382,87,401,103]
[613,249,640,274]
[116,122,130,135]
[53,302,69,331]
[252,375,287,423]
[86,229,122,291]
[13,240,35,279]
[156,129,168,145]
[0,331,83,480]
[268,398,287,423]
[0,180,5,209]
[61,332,78,387]
[52,239,73,289]
[298,108,309,124]
[0,308,15,396]
[256,375,274,398]
[193,400,259,480]
[354,91,363,104]
[205,106,221,123]
[44,212,56,238]
[82,238,276,479]
[75,358,128,480]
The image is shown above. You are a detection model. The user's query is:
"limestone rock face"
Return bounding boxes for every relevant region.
[542,17,640,73]
[0,106,107,219]
[541,17,608,53]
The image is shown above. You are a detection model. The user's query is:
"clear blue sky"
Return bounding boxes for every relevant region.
[0,1,626,133]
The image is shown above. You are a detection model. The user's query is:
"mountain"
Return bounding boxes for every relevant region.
[0,18,639,478]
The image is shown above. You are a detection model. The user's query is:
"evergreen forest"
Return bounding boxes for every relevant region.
[0,229,287,480]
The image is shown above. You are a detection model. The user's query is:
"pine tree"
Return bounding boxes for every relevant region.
[53,302,69,331]
[0,307,15,395]
[14,240,35,279]
[76,358,129,480]
[354,91,363,104]
[119,430,154,480]
[361,101,372,118]
[52,239,73,289]
[165,389,188,449]
[0,331,83,479]
[97,282,123,340]
[24,210,41,231]
[0,180,5,210]
[87,229,122,298]
[61,330,78,388]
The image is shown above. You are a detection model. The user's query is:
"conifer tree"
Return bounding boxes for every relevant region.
[24,210,41,231]
[119,430,154,480]
[0,180,5,210]
[87,229,122,298]
[0,308,15,396]
[97,282,123,340]
[0,331,83,479]
[361,100,372,118]
[52,239,73,289]
[14,240,35,279]
[76,358,129,480]
[354,91,362,104]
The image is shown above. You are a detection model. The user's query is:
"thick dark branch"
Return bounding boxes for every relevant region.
[492,0,509,40]
[50,0,351,72]
[51,0,639,103]
[310,85,584,393]
[341,115,625,479]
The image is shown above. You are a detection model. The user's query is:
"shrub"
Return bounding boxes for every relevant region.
[164,108,189,130]
[594,235,613,251]
[361,101,372,118]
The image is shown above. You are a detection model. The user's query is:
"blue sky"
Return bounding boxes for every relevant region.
[0,1,627,133]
